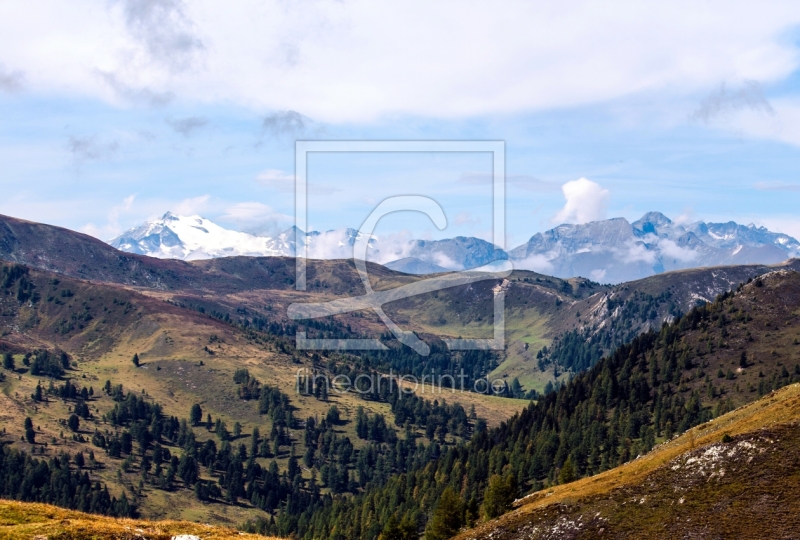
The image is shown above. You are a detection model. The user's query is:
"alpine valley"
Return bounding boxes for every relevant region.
[2,211,800,539]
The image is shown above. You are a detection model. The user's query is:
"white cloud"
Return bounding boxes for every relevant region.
[172,194,211,216]
[753,181,800,192]
[722,97,800,148]
[553,178,609,224]
[166,116,208,136]
[430,252,461,270]
[219,201,292,233]
[589,268,607,282]
[453,211,480,226]
[673,208,697,225]
[617,241,657,265]
[658,238,698,263]
[255,169,294,192]
[0,1,799,122]
[255,169,340,196]
[80,194,137,239]
[513,254,554,274]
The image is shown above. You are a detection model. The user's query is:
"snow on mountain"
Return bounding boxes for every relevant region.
[509,212,800,283]
[109,213,379,261]
[110,213,292,260]
[110,211,800,282]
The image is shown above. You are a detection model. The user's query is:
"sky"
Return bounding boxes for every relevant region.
[1,0,800,250]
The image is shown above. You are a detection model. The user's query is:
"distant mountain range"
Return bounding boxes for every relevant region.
[109,211,800,283]
[510,211,800,283]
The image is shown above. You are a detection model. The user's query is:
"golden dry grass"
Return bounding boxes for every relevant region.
[457,382,800,539]
[515,382,800,512]
[0,499,279,540]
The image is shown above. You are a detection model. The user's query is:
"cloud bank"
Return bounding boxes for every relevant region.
[1,1,799,122]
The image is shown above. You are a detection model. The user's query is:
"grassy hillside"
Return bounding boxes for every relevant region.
[0,262,528,532]
[457,381,800,539]
[0,499,278,539]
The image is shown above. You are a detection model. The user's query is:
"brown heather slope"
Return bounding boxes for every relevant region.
[0,500,278,540]
[457,382,800,540]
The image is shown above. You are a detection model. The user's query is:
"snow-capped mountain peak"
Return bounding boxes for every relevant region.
[110,211,800,283]
[109,214,380,261]
[110,212,290,260]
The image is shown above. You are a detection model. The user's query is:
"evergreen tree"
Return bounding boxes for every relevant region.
[132,353,140,367]
[24,417,35,444]
[559,455,576,484]
[425,487,464,540]
[68,414,80,432]
[482,474,516,519]
[2,352,14,370]
[380,514,417,540]
[190,403,203,426]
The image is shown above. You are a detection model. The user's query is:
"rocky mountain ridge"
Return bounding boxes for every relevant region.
[109,211,800,282]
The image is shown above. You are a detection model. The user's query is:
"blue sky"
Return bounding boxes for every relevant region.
[1,1,800,250]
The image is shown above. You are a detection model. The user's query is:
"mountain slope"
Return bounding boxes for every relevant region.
[0,212,392,294]
[535,259,800,376]
[0,261,530,531]
[287,269,800,540]
[457,382,800,540]
[2,245,798,538]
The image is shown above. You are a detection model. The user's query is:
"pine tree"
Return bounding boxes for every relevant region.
[190,404,203,426]
[425,487,464,540]
[559,455,576,484]
[380,514,417,540]
[2,352,14,370]
[380,515,403,540]
[24,417,35,444]
[132,353,140,367]
[482,474,516,519]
